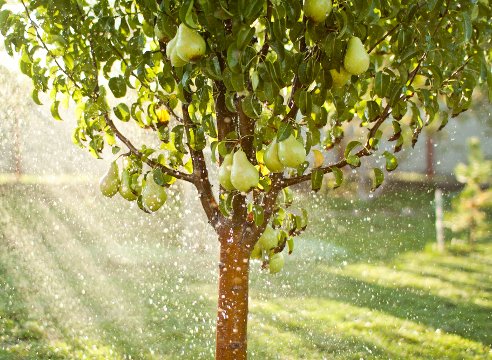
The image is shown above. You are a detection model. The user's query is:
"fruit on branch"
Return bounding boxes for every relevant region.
[269,253,285,274]
[100,161,120,197]
[175,24,206,63]
[330,67,352,88]
[142,172,167,212]
[264,140,285,173]
[218,153,235,191]
[344,36,370,75]
[230,149,259,192]
[278,134,307,168]
[166,36,187,67]
[119,169,138,201]
[303,0,332,23]
[122,156,137,173]
[250,243,262,260]
[258,225,278,251]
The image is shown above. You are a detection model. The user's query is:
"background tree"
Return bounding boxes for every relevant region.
[0,0,490,359]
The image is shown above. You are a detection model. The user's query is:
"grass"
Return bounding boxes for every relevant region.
[0,182,490,359]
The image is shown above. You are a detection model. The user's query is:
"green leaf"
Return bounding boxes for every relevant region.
[114,103,131,122]
[331,166,343,188]
[383,151,398,171]
[277,122,293,142]
[371,168,384,191]
[311,169,324,191]
[51,101,62,121]
[252,205,264,226]
[108,76,127,98]
[344,140,362,158]
[32,89,42,105]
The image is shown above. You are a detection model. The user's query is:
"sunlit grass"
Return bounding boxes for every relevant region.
[0,183,491,359]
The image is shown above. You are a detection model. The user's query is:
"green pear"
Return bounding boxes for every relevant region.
[264,140,285,173]
[269,253,285,274]
[250,243,262,260]
[303,0,332,23]
[218,153,235,191]
[119,169,138,201]
[344,36,370,75]
[100,161,120,197]
[166,36,188,67]
[230,150,259,192]
[175,24,206,62]
[142,172,167,212]
[258,225,278,251]
[278,134,306,168]
[330,67,351,88]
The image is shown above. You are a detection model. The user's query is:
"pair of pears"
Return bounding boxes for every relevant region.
[330,37,370,89]
[100,162,167,212]
[219,150,259,192]
[264,134,307,173]
[250,226,285,274]
[100,160,139,202]
[166,24,206,67]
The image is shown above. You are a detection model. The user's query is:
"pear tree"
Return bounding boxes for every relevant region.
[0,0,490,358]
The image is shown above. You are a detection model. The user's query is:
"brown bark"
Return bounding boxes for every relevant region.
[426,133,435,177]
[215,228,250,360]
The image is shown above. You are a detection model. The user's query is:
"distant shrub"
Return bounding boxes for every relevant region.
[445,138,492,243]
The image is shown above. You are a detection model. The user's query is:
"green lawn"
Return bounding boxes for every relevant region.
[0,182,490,359]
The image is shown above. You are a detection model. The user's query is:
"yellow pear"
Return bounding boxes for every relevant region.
[142,172,167,212]
[218,153,235,191]
[303,0,332,23]
[278,134,306,168]
[230,149,259,192]
[99,161,120,197]
[264,140,285,173]
[175,24,206,62]
[258,225,278,251]
[269,253,285,274]
[344,36,370,75]
[119,169,138,201]
[313,149,325,168]
[330,67,351,88]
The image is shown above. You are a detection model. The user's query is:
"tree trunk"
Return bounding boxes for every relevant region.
[215,228,250,360]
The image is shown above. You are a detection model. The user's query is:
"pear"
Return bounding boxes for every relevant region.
[230,149,259,192]
[330,67,351,88]
[250,243,262,260]
[119,169,138,201]
[278,134,306,168]
[100,161,120,197]
[264,140,285,173]
[303,0,332,23]
[218,153,235,191]
[269,253,285,274]
[344,36,370,75]
[166,36,188,67]
[258,225,278,251]
[175,24,206,62]
[142,172,167,212]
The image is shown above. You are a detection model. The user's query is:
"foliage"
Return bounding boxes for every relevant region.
[0,1,490,255]
[445,137,492,243]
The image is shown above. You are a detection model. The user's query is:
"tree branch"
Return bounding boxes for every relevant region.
[104,114,194,182]
[280,104,393,188]
[181,93,222,231]
[21,1,81,89]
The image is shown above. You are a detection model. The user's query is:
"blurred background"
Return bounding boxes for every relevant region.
[0,57,491,360]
